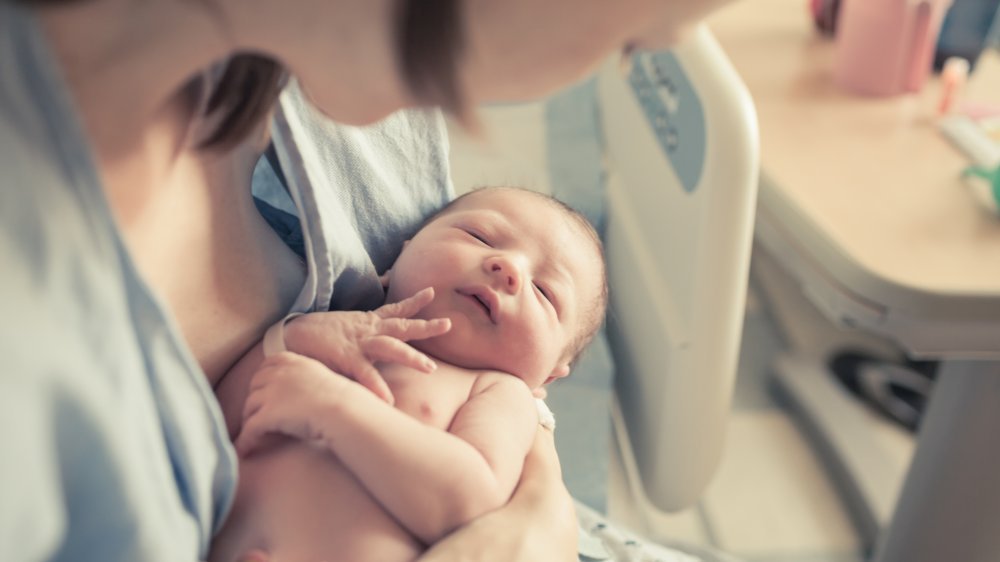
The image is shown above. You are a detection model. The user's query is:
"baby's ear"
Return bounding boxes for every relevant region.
[543,363,571,386]
[381,239,412,288]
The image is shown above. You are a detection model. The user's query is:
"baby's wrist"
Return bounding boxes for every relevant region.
[262,312,306,357]
[307,383,356,449]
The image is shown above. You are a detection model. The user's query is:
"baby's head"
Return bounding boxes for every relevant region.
[383,186,608,389]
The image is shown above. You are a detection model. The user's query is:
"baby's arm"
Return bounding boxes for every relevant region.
[280,287,451,403]
[418,428,579,562]
[335,374,540,543]
[236,359,539,544]
[217,288,449,437]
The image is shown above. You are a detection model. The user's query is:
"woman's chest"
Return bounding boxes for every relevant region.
[115,161,305,381]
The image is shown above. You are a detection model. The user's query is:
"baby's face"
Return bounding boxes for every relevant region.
[384,188,604,388]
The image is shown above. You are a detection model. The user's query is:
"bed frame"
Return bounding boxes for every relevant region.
[598,25,759,514]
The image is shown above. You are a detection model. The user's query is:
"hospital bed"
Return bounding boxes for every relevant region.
[707,3,1000,561]
[448,24,758,560]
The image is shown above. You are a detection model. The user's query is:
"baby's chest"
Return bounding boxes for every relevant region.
[381,365,480,430]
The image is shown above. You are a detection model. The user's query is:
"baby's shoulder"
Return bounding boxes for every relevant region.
[466,369,533,400]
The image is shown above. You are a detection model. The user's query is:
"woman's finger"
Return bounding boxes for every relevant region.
[375,287,435,318]
[364,335,438,373]
[378,317,451,341]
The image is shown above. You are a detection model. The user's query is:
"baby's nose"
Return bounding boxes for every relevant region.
[486,255,522,293]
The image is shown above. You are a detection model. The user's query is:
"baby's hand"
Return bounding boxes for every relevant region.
[235,352,349,457]
[284,287,451,404]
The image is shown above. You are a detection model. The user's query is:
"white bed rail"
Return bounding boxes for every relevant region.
[599,25,759,511]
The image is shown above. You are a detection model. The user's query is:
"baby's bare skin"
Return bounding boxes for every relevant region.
[210,189,605,562]
[212,351,530,562]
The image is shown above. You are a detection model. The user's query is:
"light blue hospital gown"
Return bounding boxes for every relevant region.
[0,4,235,561]
[0,5,453,561]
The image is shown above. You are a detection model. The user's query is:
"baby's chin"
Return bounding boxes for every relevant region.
[409,332,548,385]
[409,332,483,370]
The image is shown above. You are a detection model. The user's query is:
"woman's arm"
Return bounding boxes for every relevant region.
[417,428,579,562]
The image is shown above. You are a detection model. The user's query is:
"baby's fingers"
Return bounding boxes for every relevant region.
[364,335,438,373]
[379,317,451,341]
[375,287,435,319]
[351,361,396,405]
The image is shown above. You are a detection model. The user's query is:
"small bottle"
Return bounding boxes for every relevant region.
[937,56,970,115]
[834,0,954,96]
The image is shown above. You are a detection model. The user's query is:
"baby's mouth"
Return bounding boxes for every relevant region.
[458,288,497,324]
[473,294,490,315]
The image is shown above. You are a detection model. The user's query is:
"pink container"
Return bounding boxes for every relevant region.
[833,0,954,96]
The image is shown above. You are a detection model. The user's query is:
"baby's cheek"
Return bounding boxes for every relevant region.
[385,273,423,304]
[507,330,548,371]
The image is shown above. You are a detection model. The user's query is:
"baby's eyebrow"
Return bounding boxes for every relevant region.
[480,209,510,229]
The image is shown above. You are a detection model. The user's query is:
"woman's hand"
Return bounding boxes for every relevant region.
[416,428,578,562]
[284,287,451,404]
[234,351,351,456]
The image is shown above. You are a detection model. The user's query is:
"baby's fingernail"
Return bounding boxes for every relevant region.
[424,359,437,371]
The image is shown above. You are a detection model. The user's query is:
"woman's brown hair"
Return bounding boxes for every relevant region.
[396,0,469,122]
[197,54,288,151]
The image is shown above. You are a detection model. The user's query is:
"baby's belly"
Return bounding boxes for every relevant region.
[238,440,423,562]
